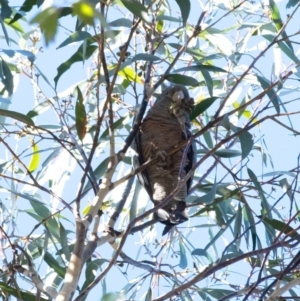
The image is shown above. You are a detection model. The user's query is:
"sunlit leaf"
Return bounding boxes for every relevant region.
[28,139,40,172]
[72,1,95,25]
[118,66,142,84]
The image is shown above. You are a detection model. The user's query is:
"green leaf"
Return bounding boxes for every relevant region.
[175,64,227,73]
[54,43,97,88]
[269,0,293,51]
[81,259,107,291]
[286,0,299,8]
[239,130,253,159]
[131,53,160,62]
[100,116,126,138]
[9,0,40,24]
[43,251,66,278]
[263,35,299,64]
[175,0,190,25]
[0,58,13,95]
[120,0,150,23]
[192,248,213,262]
[57,31,92,49]
[75,86,87,141]
[197,148,242,158]
[101,293,124,301]
[243,204,257,250]
[0,108,34,125]
[247,168,272,219]
[2,49,36,63]
[83,157,109,193]
[190,97,218,120]
[144,287,152,301]
[179,240,187,268]
[0,0,12,19]
[256,75,280,113]
[193,178,217,204]
[30,7,59,45]
[201,70,213,97]
[0,282,48,301]
[166,74,199,86]
[59,223,71,261]
[109,18,132,27]
[264,217,299,239]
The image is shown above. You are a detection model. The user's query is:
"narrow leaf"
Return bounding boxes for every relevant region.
[144,287,152,301]
[54,44,97,88]
[0,58,13,95]
[131,53,160,62]
[28,139,40,172]
[190,97,218,120]
[57,31,92,49]
[179,240,188,268]
[264,217,299,239]
[0,108,34,125]
[175,0,190,25]
[166,74,199,86]
[120,0,150,23]
[175,64,227,73]
[257,75,280,113]
[75,86,87,141]
[239,130,253,159]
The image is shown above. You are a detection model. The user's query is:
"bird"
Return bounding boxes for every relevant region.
[132,84,196,235]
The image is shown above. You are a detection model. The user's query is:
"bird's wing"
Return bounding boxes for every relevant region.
[186,130,196,192]
[132,130,153,198]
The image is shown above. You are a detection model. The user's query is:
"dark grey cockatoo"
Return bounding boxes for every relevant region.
[132,84,196,235]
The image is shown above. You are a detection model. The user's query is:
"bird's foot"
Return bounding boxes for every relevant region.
[156,150,168,166]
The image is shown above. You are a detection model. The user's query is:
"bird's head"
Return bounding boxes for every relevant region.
[165,85,195,115]
[162,85,194,137]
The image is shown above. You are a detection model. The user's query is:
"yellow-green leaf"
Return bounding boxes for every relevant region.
[118,67,142,84]
[28,139,40,172]
[72,1,96,25]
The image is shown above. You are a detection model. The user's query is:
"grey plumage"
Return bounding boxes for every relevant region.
[132,84,196,235]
